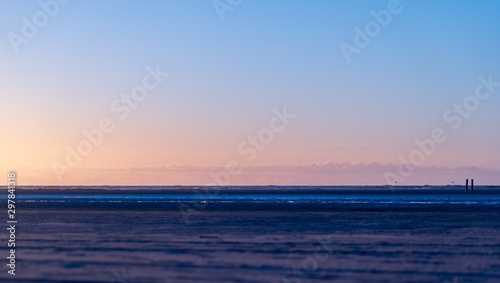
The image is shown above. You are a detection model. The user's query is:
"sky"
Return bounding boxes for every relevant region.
[1,0,499,185]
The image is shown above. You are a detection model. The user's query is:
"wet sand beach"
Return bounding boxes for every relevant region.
[1,187,499,283]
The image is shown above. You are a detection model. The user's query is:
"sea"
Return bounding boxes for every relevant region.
[0,186,499,283]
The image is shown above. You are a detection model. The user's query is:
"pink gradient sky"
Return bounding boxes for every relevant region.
[1,1,500,185]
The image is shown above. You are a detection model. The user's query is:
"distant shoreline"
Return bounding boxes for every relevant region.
[3,185,500,195]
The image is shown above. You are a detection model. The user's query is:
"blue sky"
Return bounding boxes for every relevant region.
[1,0,499,185]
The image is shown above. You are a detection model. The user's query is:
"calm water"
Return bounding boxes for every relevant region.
[8,186,500,210]
[1,186,499,283]
[14,192,500,204]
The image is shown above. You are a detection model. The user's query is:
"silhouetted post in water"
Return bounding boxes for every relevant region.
[465,179,469,192]
[471,179,474,192]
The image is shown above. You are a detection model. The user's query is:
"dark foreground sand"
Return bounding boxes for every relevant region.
[1,189,499,283]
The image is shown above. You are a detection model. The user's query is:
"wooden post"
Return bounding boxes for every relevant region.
[465,179,469,192]
[471,179,474,192]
